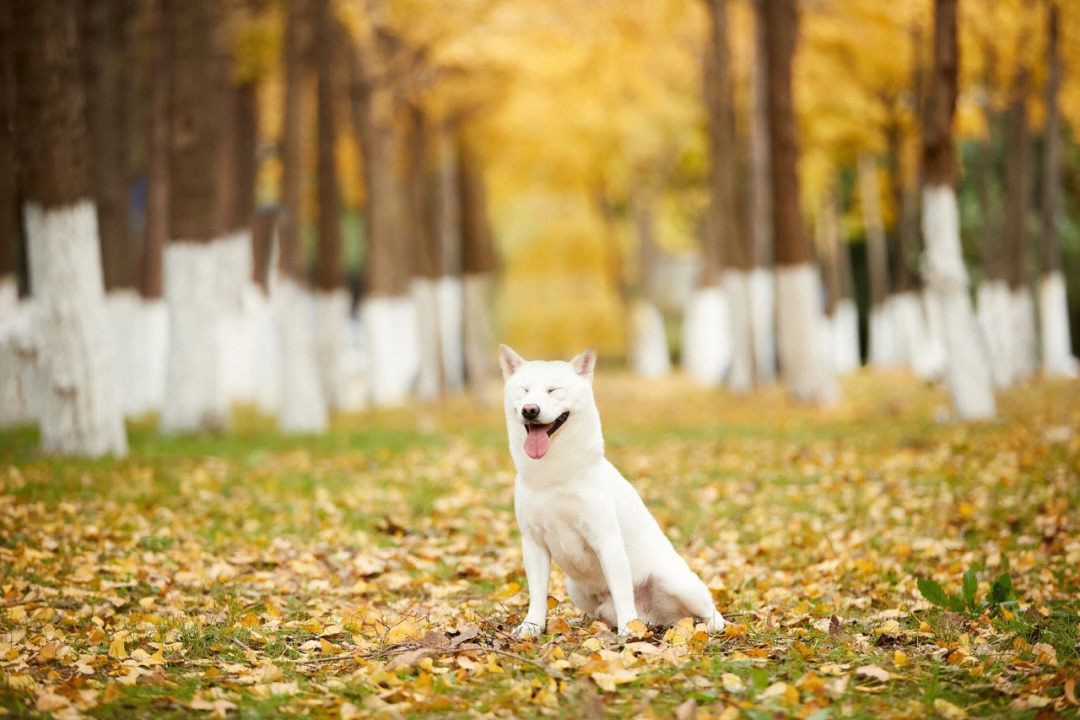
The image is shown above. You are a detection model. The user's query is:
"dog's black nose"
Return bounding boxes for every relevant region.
[522,405,540,421]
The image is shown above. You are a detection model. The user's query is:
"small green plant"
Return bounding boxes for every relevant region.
[918,570,1013,616]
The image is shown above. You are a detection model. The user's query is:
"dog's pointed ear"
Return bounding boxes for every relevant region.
[570,348,596,381]
[499,344,525,379]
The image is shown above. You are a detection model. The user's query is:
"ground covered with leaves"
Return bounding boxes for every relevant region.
[1,372,1079,719]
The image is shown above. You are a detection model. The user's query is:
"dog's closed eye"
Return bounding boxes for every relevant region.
[547,387,562,394]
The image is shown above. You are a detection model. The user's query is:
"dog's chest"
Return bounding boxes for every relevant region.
[523,510,604,583]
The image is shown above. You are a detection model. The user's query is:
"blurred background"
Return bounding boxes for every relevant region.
[1,0,1079,456]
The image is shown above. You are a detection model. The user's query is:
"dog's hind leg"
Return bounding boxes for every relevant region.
[655,565,725,632]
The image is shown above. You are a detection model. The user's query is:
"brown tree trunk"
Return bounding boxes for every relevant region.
[1002,77,1030,291]
[819,189,850,314]
[702,0,741,282]
[313,0,341,291]
[977,130,1004,283]
[14,0,92,210]
[410,107,442,281]
[749,0,772,268]
[235,82,257,230]
[859,154,889,306]
[280,0,310,278]
[762,0,810,266]
[166,0,221,242]
[1040,2,1061,275]
[0,0,17,285]
[459,133,496,276]
[212,42,245,238]
[922,0,958,189]
[83,0,132,290]
[140,0,167,298]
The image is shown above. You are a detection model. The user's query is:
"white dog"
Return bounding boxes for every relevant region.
[499,345,726,638]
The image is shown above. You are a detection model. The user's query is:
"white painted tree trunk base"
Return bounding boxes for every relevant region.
[25,201,127,455]
[1009,287,1038,382]
[0,276,16,320]
[106,290,168,417]
[436,275,465,393]
[412,278,444,400]
[775,264,836,403]
[890,292,938,380]
[928,288,997,419]
[723,270,754,391]
[161,240,230,432]
[314,288,351,410]
[275,278,328,433]
[0,297,33,428]
[463,273,496,388]
[362,294,420,407]
[339,315,369,412]
[868,303,900,367]
[919,289,949,382]
[629,299,671,378]
[218,284,280,412]
[921,186,995,420]
[0,279,27,428]
[749,267,776,384]
[1038,271,1077,378]
[830,298,861,373]
[976,280,1013,387]
[1,299,47,427]
[682,285,731,386]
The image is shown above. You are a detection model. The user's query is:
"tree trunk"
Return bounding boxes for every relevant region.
[859,154,897,367]
[921,0,994,419]
[974,113,1012,387]
[140,0,167,300]
[0,0,17,304]
[279,0,309,281]
[409,107,448,400]
[83,0,132,291]
[311,0,349,411]
[1038,2,1074,377]
[12,0,127,455]
[1002,77,1036,381]
[699,0,753,390]
[160,0,252,432]
[818,190,860,373]
[458,130,498,390]
[352,33,420,406]
[314,0,340,293]
[747,0,775,385]
[763,0,835,402]
[434,122,465,391]
[271,0,327,430]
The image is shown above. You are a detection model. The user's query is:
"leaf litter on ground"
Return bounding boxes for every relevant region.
[0,371,1078,717]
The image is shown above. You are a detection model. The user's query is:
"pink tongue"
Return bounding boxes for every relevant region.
[524,425,551,459]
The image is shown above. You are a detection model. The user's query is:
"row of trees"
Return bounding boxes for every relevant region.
[675,0,1076,419]
[1,0,1077,456]
[0,0,499,455]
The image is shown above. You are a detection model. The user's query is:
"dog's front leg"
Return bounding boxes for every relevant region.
[513,534,550,639]
[595,533,639,635]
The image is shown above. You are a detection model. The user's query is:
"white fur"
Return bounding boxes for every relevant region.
[499,345,725,638]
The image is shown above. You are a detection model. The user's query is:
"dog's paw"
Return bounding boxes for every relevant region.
[706,611,727,633]
[512,620,543,640]
[616,617,643,637]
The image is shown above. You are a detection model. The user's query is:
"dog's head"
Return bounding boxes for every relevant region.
[498,345,596,461]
